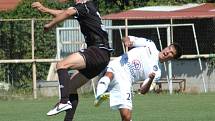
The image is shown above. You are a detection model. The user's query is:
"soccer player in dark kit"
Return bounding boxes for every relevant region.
[32,0,112,120]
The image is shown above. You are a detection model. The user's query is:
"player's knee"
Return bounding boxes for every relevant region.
[56,61,64,69]
[56,61,72,69]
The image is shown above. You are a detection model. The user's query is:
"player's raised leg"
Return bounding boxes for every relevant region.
[47,53,86,116]
[94,72,113,107]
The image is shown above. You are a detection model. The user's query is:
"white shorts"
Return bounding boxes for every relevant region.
[107,60,133,110]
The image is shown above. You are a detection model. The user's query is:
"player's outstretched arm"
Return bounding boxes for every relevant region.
[32,2,64,17]
[139,72,155,94]
[44,7,77,31]
[123,36,151,48]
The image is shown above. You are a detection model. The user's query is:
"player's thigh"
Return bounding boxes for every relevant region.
[57,52,86,70]
[116,71,133,103]
[109,81,132,110]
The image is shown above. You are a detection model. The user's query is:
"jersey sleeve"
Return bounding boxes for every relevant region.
[128,36,150,47]
[145,64,161,82]
[142,64,161,84]
[152,65,161,82]
[72,4,88,16]
[154,69,161,82]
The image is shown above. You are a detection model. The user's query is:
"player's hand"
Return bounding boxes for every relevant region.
[32,2,46,13]
[123,37,133,48]
[44,23,52,32]
[148,72,155,80]
[140,73,155,94]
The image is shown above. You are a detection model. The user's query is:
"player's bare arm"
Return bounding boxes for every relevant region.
[44,7,77,31]
[139,72,155,94]
[32,2,64,17]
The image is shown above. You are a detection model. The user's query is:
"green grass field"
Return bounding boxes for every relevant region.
[0,93,215,121]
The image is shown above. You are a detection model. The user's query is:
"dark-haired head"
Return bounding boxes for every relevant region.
[171,43,183,59]
[159,43,183,63]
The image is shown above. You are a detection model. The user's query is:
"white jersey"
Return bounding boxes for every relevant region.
[108,36,161,83]
[107,36,161,110]
[106,36,161,110]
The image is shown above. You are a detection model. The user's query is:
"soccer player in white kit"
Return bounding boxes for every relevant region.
[94,36,182,121]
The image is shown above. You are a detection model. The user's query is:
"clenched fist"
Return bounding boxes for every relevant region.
[32,2,47,13]
[148,72,155,80]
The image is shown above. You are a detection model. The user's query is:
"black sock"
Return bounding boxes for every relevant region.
[57,69,70,103]
[64,94,79,121]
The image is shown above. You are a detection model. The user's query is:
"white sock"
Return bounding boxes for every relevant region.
[96,76,110,98]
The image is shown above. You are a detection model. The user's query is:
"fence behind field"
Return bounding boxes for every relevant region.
[0,18,215,99]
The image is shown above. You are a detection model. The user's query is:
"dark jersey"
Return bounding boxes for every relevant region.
[73,1,111,50]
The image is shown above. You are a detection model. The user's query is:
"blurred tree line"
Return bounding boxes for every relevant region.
[96,0,215,14]
[0,0,214,91]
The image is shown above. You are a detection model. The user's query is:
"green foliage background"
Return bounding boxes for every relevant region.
[0,0,71,91]
[0,0,214,92]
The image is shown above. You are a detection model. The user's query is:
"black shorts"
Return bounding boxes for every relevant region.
[78,46,110,79]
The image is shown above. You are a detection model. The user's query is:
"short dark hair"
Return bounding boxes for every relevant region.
[171,43,183,59]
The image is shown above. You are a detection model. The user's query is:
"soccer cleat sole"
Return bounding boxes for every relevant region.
[94,93,109,107]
